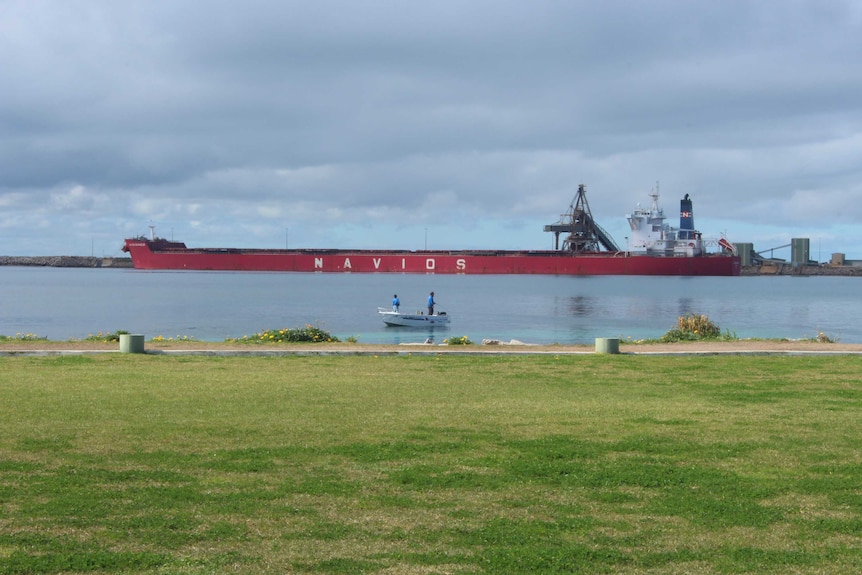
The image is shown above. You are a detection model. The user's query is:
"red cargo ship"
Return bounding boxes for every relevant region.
[122,185,740,276]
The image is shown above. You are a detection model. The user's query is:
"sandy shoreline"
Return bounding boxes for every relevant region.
[3,339,862,355]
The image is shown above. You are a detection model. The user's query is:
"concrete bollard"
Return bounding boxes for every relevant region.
[119,334,146,354]
[595,337,620,354]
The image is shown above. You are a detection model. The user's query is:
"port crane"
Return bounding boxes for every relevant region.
[544,184,621,252]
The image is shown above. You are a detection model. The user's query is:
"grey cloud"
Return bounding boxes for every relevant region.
[1,0,861,256]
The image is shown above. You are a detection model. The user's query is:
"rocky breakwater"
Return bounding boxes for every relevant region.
[0,256,133,268]
[741,264,862,277]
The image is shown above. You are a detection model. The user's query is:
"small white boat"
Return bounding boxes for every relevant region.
[378,307,451,327]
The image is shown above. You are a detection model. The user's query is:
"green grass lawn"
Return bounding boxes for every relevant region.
[1,353,860,574]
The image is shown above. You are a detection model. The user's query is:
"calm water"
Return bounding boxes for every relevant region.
[2,267,860,344]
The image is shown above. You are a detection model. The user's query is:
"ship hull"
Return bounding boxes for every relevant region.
[378,308,451,327]
[122,240,740,276]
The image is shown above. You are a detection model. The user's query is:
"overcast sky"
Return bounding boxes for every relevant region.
[2,0,861,260]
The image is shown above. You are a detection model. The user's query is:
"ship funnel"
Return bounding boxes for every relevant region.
[679,194,695,240]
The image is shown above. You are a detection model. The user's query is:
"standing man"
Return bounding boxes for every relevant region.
[392,294,400,312]
[427,291,435,316]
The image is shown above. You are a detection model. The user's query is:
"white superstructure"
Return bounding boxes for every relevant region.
[626,190,703,257]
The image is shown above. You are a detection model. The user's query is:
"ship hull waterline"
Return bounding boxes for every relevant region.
[122,241,740,276]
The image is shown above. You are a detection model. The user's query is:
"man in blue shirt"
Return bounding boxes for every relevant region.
[392,294,400,312]
[427,291,435,316]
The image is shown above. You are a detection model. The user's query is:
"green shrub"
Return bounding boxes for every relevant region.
[444,336,473,345]
[0,332,47,342]
[83,330,129,342]
[661,314,723,343]
[227,325,340,344]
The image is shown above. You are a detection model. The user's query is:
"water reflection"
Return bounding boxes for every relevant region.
[677,297,696,317]
[386,330,441,346]
[551,295,598,318]
[567,295,594,317]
